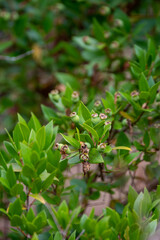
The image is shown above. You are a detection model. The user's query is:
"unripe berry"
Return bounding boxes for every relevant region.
[72,91,79,103]
[50,89,60,102]
[115,92,121,103]
[55,143,63,150]
[91,113,101,125]
[104,121,112,130]
[105,108,112,116]
[83,36,90,44]
[94,100,102,110]
[104,31,111,39]
[131,91,139,101]
[122,119,128,126]
[99,6,111,15]
[70,112,79,123]
[61,144,71,154]
[97,143,106,152]
[85,142,91,149]
[110,41,119,49]
[114,19,124,28]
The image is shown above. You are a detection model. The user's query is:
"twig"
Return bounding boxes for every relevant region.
[76,230,85,240]
[45,203,66,240]
[0,50,33,62]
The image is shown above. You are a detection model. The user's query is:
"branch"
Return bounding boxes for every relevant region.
[0,50,33,62]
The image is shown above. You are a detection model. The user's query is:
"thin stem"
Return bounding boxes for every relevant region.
[0,50,33,62]
[76,230,85,240]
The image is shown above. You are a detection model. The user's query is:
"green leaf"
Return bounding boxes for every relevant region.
[54,232,63,240]
[22,165,35,179]
[20,143,32,164]
[82,123,99,143]
[138,73,149,92]
[89,148,104,163]
[124,152,140,164]
[11,215,23,227]
[149,81,160,104]
[55,72,80,89]
[41,104,57,121]
[44,121,54,149]
[68,231,76,240]
[36,126,46,150]
[93,18,105,42]
[0,152,7,170]
[78,101,91,123]
[8,198,22,216]
[18,123,30,142]
[147,38,156,61]
[4,141,18,158]
[128,186,138,209]
[143,131,150,148]
[116,132,131,154]
[0,41,12,53]
[134,45,146,70]
[42,172,56,191]
[61,134,80,148]
[68,155,80,164]
[31,233,39,240]
[6,165,17,188]
[28,113,41,131]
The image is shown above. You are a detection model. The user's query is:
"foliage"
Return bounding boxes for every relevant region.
[1,0,160,239]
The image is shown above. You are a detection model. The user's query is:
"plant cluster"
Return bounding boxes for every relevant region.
[1,0,160,239]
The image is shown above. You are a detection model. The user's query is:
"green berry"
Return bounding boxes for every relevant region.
[85,142,91,149]
[97,143,106,152]
[70,112,79,123]
[72,91,79,103]
[91,113,101,125]
[50,89,60,102]
[122,119,128,126]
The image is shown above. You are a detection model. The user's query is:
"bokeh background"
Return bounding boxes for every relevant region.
[1,0,160,142]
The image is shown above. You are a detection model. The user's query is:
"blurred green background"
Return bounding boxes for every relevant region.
[0,0,160,141]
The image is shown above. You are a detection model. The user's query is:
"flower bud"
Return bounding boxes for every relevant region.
[104,31,111,39]
[104,121,111,130]
[97,143,106,152]
[99,113,107,120]
[99,6,111,15]
[122,119,128,126]
[72,91,79,103]
[55,143,63,151]
[114,92,121,103]
[110,41,119,49]
[50,89,60,102]
[131,91,139,101]
[114,19,124,28]
[94,100,102,110]
[70,112,79,123]
[105,108,112,116]
[91,113,101,124]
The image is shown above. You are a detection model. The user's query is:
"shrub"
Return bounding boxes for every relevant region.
[1,1,160,239]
